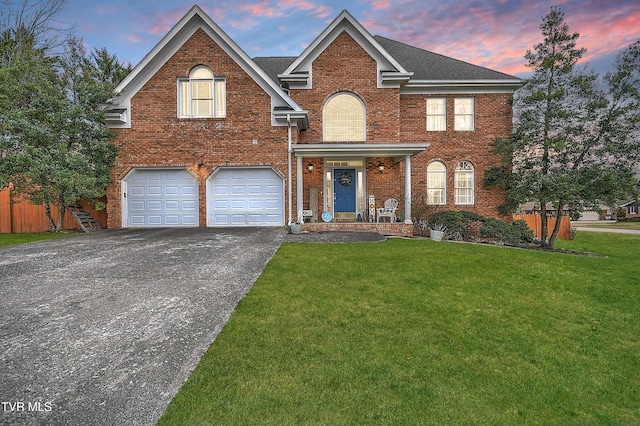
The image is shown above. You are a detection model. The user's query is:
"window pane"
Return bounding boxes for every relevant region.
[215,79,226,117]
[193,99,212,116]
[427,161,446,205]
[193,81,212,99]
[179,80,189,117]
[324,93,365,141]
[192,67,213,79]
[454,98,474,131]
[454,161,474,205]
[427,98,446,131]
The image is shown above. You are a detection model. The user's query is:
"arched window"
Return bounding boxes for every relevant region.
[323,92,365,141]
[455,161,474,205]
[427,161,446,205]
[178,65,226,118]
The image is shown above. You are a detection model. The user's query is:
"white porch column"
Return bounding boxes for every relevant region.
[296,155,303,223]
[404,155,412,224]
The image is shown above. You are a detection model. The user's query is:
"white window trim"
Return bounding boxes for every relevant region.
[427,161,447,205]
[178,65,226,118]
[630,205,638,215]
[454,97,474,131]
[323,92,366,142]
[454,161,475,205]
[426,98,446,131]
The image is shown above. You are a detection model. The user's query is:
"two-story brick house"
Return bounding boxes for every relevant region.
[105,5,521,236]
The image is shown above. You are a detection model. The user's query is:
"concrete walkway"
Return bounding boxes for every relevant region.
[575,226,640,235]
[0,228,285,426]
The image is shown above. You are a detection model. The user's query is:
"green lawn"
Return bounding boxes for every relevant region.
[160,232,639,425]
[0,232,74,247]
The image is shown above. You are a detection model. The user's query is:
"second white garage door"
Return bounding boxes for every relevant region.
[207,167,284,227]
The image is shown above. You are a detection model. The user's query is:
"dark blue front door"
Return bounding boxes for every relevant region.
[334,168,356,213]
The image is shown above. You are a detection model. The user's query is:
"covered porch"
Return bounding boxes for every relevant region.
[290,143,429,237]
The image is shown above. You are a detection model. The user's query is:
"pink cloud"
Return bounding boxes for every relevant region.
[228,16,260,30]
[127,34,143,44]
[358,0,640,76]
[239,1,282,18]
[369,0,391,10]
[277,0,317,11]
[146,8,192,35]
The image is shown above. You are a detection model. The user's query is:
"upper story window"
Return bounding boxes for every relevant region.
[454,97,474,131]
[323,92,365,142]
[455,161,475,205]
[426,98,446,131]
[427,161,447,205]
[178,66,226,118]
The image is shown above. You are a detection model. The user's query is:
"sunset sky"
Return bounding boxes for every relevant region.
[52,0,640,77]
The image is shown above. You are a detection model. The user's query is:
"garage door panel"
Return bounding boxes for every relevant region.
[248,185,263,195]
[124,169,199,227]
[148,201,162,210]
[130,186,145,196]
[208,168,283,227]
[182,200,197,210]
[182,186,197,196]
[148,216,162,225]
[165,200,179,210]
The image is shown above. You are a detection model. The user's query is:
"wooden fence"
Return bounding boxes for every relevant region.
[0,188,107,233]
[513,214,572,240]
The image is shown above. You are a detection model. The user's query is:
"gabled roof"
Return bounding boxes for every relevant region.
[255,11,521,93]
[107,5,307,129]
[373,36,518,81]
[277,10,413,88]
[253,57,296,85]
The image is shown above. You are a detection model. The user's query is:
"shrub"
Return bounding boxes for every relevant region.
[511,219,535,243]
[416,211,535,246]
[480,218,523,245]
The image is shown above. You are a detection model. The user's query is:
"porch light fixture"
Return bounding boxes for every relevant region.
[307,162,314,173]
[378,162,384,174]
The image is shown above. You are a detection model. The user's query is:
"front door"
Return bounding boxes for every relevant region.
[333,168,356,218]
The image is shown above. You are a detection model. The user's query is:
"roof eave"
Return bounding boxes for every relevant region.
[402,79,523,93]
[292,143,429,159]
[273,110,310,130]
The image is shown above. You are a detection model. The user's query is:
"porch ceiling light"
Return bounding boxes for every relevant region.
[378,162,384,174]
[307,162,314,173]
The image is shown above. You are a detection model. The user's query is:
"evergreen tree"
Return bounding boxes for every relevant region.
[0,26,129,231]
[485,7,640,247]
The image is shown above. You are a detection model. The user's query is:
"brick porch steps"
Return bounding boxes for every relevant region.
[301,221,414,237]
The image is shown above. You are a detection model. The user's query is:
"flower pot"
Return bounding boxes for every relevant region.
[290,223,303,235]
[430,229,445,241]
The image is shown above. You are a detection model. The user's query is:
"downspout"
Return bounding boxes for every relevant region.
[287,114,293,226]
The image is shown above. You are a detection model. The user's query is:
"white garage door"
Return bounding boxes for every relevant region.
[123,168,198,227]
[207,168,284,227]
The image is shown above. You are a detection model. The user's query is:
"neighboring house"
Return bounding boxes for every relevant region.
[621,201,640,219]
[104,6,521,235]
[517,202,612,220]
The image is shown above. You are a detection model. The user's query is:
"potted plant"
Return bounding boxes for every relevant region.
[290,222,302,234]
[430,223,446,241]
[290,212,304,234]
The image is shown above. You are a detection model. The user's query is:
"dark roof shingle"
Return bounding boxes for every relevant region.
[252,36,519,84]
[373,35,518,81]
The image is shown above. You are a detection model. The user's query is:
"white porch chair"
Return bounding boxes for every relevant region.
[377,198,398,223]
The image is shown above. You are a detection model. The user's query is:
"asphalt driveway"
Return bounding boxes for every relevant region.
[0,227,285,425]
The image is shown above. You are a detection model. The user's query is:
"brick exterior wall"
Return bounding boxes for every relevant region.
[293,32,511,221]
[106,29,294,228]
[106,26,513,229]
